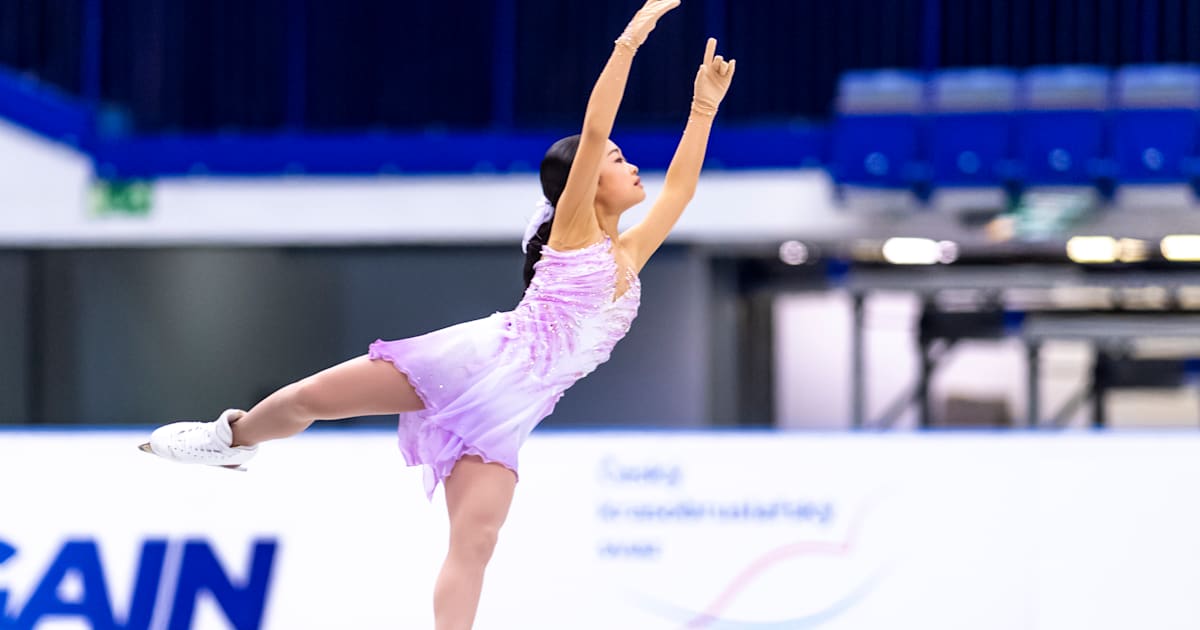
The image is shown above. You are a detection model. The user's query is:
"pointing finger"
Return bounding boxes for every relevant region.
[704,37,717,65]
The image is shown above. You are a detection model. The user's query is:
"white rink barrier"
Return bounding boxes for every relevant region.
[1,430,1199,629]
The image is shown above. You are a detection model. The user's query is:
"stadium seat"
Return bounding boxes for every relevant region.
[1111,64,1200,184]
[830,69,926,189]
[927,68,1018,188]
[1015,66,1110,187]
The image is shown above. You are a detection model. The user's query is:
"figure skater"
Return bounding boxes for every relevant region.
[141,1,734,627]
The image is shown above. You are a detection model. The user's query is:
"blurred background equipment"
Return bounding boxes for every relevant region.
[7,2,1200,628]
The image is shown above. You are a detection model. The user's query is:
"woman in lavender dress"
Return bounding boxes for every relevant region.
[142,1,734,627]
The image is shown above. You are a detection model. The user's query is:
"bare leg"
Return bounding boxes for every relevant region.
[230,355,424,447]
[434,456,517,630]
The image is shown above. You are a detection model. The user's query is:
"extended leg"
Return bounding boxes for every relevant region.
[231,355,425,446]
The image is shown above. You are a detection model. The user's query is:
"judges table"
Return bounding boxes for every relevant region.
[842,266,1200,429]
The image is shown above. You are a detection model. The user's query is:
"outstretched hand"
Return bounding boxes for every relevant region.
[692,38,736,115]
[618,0,682,51]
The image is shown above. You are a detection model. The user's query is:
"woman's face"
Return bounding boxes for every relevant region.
[595,140,645,212]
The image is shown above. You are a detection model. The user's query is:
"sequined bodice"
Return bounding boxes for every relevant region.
[508,237,641,384]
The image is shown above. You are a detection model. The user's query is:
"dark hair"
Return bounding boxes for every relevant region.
[524,134,582,289]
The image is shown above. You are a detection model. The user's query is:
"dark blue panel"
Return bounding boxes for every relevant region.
[1162,0,1183,59]
[101,0,289,132]
[285,0,307,128]
[1142,0,1159,62]
[513,0,705,128]
[0,0,84,94]
[305,0,494,130]
[753,0,925,117]
[18,0,1200,142]
[1098,0,1121,66]
[1188,0,1200,60]
[491,0,517,129]
[81,0,101,105]
[726,0,832,121]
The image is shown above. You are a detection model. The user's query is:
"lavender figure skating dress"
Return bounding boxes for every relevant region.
[368,236,641,498]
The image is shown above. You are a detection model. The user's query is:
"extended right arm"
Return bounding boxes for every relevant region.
[549,0,681,250]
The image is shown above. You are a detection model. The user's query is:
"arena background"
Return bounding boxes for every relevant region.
[3,1,1200,628]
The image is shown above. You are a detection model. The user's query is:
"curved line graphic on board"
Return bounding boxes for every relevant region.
[635,491,892,629]
[637,569,887,630]
[686,495,881,628]
[683,539,855,628]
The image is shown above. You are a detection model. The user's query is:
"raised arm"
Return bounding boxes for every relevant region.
[620,37,735,271]
[549,0,681,250]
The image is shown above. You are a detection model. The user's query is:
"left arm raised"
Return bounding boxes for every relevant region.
[620,38,735,271]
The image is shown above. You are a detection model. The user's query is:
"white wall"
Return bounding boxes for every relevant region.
[0,119,91,227]
[0,119,846,246]
[2,431,1199,629]
[775,291,1200,429]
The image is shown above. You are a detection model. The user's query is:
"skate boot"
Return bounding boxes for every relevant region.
[138,409,257,470]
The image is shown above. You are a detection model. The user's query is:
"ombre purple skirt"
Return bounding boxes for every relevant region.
[369,237,640,498]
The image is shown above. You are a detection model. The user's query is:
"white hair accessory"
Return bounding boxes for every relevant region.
[522,197,556,253]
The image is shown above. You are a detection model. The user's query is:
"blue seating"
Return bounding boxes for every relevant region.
[1015,66,1111,186]
[927,68,1018,187]
[830,70,925,188]
[830,64,1200,197]
[1111,64,1200,184]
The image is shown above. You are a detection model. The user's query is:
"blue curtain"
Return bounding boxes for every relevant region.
[513,0,705,127]
[0,0,84,93]
[723,0,924,122]
[8,0,1200,134]
[304,0,494,130]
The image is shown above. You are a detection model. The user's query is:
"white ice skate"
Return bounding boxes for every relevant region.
[138,409,257,470]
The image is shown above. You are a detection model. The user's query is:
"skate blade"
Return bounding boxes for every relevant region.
[137,442,247,471]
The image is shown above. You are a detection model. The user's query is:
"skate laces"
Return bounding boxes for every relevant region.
[167,422,236,460]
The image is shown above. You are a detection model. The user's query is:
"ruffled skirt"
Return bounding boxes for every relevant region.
[368,312,557,499]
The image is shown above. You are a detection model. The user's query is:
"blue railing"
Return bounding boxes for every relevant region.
[0,65,828,176]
